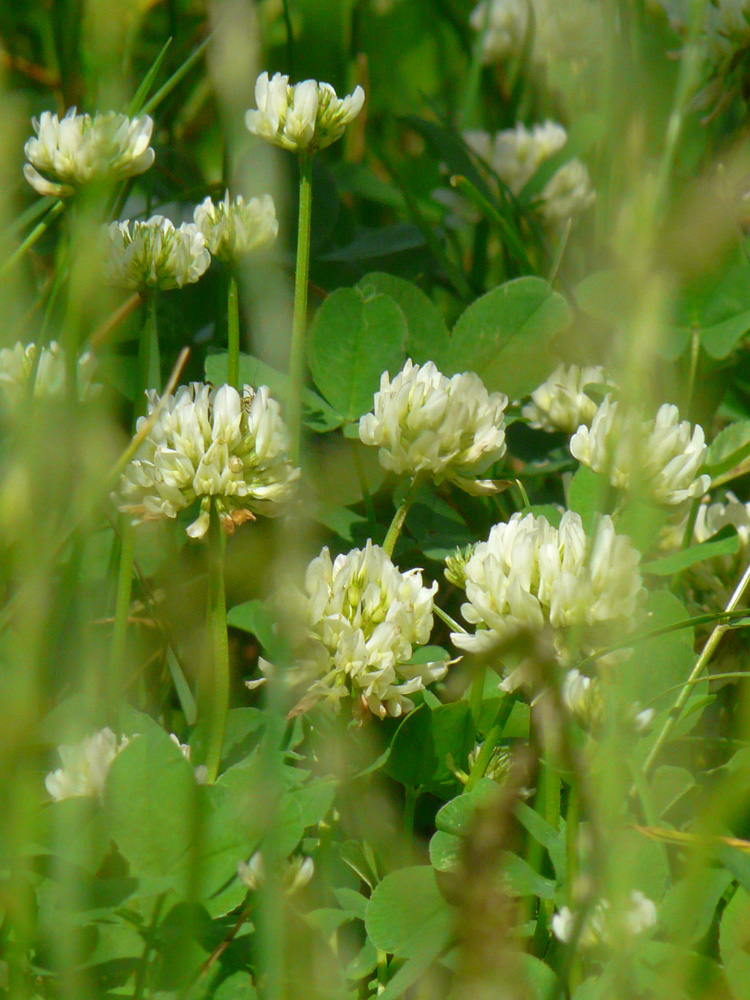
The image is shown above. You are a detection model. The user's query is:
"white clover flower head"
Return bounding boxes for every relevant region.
[451,511,644,670]
[694,490,750,547]
[522,363,612,434]
[104,216,211,291]
[238,851,315,895]
[24,107,155,197]
[562,669,597,720]
[291,540,442,719]
[116,382,299,538]
[45,728,129,801]
[358,359,507,493]
[552,890,657,948]
[193,190,278,263]
[539,158,596,223]
[570,397,711,506]
[492,121,568,196]
[469,0,530,64]
[0,341,97,405]
[245,72,365,153]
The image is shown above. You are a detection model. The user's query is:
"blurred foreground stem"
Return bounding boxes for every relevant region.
[227,270,240,390]
[200,506,230,783]
[288,152,313,463]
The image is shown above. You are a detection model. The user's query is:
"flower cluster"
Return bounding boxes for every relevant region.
[105,216,211,291]
[0,341,97,404]
[24,108,154,198]
[552,890,657,948]
[450,511,643,668]
[194,191,278,263]
[116,382,299,538]
[570,398,711,506]
[523,363,611,434]
[469,0,529,64]
[358,359,507,494]
[45,728,129,801]
[286,541,443,719]
[694,491,750,547]
[245,72,365,153]
[466,122,595,222]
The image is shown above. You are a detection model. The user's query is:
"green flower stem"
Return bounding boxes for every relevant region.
[403,785,418,850]
[109,292,161,690]
[382,474,423,558]
[565,787,580,905]
[643,552,750,775]
[200,506,230,784]
[288,152,314,464]
[468,661,486,731]
[465,695,515,792]
[227,270,240,390]
[433,604,466,634]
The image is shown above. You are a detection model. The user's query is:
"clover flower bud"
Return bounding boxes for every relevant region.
[116,382,299,538]
[0,341,97,406]
[445,543,480,589]
[104,216,211,291]
[570,397,711,506]
[245,72,365,153]
[45,728,129,801]
[469,0,530,64]
[358,359,507,494]
[282,541,443,719]
[523,363,612,434]
[540,158,596,223]
[193,191,278,263]
[451,512,644,676]
[24,108,154,197]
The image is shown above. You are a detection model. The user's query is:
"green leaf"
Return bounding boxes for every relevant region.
[642,535,739,576]
[566,465,609,532]
[275,778,336,857]
[447,277,571,399]
[205,351,341,433]
[307,287,407,421]
[213,971,259,1000]
[720,885,750,967]
[426,703,474,791]
[356,272,452,368]
[345,937,378,980]
[383,704,438,788]
[514,800,567,880]
[706,419,750,476]
[141,32,212,116]
[365,865,452,959]
[659,868,733,944]
[623,591,697,713]
[435,778,500,837]
[226,599,291,666]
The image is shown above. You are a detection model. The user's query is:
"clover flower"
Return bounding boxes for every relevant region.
[491,121,568,195]
[24,108,154,198]
[193,191,278,263]
[694,491,750,547]
[245,72,365,153]
[570,397,711,506]
[450,511,643,669]
[238,852,315,896]
[552,890,657,948]
[358,359,508,494]
[539,158,596,223]
[469,0,530,63]
[116,382,299,539]
[45,728,129,801]
[104,216,211,291]
[0,341,97,404]
[522,363,612,434]
[286,541,443,719]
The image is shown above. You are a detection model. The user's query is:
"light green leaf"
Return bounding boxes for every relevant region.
[365,865,452,958]
[643,535,739,576]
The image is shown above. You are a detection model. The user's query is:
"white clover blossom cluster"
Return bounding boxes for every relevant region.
[466,122,595,222]
[0,341,97,404]
[694,491,750,547]
[117,382,299,539]
[358,359,508,494]
[552,890,657,948]
[193,191,278,263]
[245,72,365,153]
[469,0,530,63]
[238,851,315,896]
[105,216,211,291]
[24,108,154,198]
[570,397,711,506]
[523,363,612,434]
[450,511,643,666]
[45,728,129,801]
[290,541,444,719]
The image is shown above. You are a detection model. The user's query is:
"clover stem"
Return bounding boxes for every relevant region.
[201,505,230,783]
[465,694,515,792]
[288,151,314,464]
[382,474,422,558]
[227,269,240,390]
